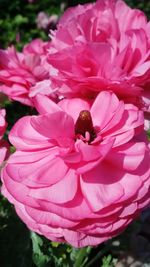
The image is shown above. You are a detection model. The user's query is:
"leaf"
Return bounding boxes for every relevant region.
[30,232,50,267]
[13,15,28,25]
[102,255,113,267]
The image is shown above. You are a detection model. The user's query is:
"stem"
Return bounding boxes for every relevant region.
[84,245,109,267]
[74,247,88,267]
[81,247,92,267]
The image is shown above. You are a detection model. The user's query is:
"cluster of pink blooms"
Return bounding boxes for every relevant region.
[0,0,150,248]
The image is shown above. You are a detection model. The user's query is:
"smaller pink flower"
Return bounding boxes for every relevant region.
[0,109,7,139]
[2,91,150,247]
[36,12,58,30]
[0,109,9,165]
[0,39,49,106]
[28,0,34,3]
[36,12,50,30]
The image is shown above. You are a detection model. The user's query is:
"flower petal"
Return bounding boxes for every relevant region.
[33,94,62,115]
[29,169,78,204]
[31,112,74,140]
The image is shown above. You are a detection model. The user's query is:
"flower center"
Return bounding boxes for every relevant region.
[75,110,96,143]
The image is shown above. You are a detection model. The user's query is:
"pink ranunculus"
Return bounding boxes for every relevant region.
[36,12,58,31]
[27,0,35,4]
[36,12,50,30]
[2,91,150,247]
[0,109,9,165]
[0,39,50,106]
[0,109,7,139]
[47,0,150,113]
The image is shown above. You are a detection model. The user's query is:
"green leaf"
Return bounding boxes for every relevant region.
[13,15,28,25]
[31,232,50,267]
[102,255,113,267]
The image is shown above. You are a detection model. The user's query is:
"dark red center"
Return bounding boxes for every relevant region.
[75,110,96,143]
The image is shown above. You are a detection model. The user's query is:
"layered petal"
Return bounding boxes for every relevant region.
[1,87,149,248]
[0,39,50,106]
[47,0,150,115]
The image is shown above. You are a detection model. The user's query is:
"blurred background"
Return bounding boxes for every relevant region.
[0,0,150,49]
[0,1,150,267]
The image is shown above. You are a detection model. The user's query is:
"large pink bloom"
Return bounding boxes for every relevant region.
[2,91,150,247]
[47,0,150,112]
[0,39,50,106]
[0,109,9,165]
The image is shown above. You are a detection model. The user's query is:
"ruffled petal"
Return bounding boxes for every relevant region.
[81,163,125,212]
[59,98,91,122]
[31,112,74,140]
[91,91,122,128]
[106,142,146,171]
[6,149,68,186]
[9,116,50,150]
[33,94,62,114]
[29,169,78,204]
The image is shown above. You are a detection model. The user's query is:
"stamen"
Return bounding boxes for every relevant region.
[75,110,96,143]
[85,131,90,142]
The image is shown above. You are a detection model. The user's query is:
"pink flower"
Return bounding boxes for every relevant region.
[0,109,9,165]
[47,0,150,113]
[0,39,49,106]
[27,0,35,3]
[36,12,51,30]
[2,91,150,247]
[0,109,7,139]
[36,12,58,30]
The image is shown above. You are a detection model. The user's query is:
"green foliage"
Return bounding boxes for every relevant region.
[0,195,33,267]
[101,255,114,267]
[148,129,150,140]
[31,232,50,267]
[0,195,76,267]
[0,0,63,49]
[31,232,77,267]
